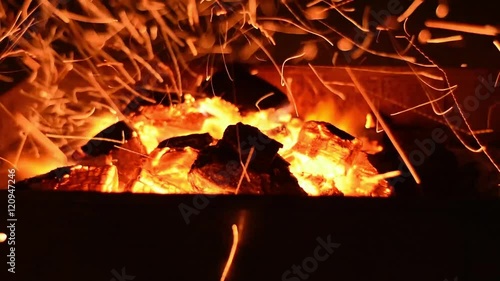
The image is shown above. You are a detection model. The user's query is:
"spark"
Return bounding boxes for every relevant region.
[338,67,443,80]
[375,120,383,133]
[61,11,118,24]
[390,34,500,172]
[149,8,183,97]
[186,38,198,56]
[418,29,432,44]
[308,63,346,100]
[255,93,276,111]
[130,53,163,83]
[306,0,322,7]
[117,11,144,44]
[363,170,402,183]
[259,17,334,46]
[141,24,155,60]
[319,21,416,63]
[493,40,500,52]
[187,0,200,28]
[468,129,493,135]
[346,67,421,184]
[0,74,13,82]
[254,55,267,62]
[113,77,156,104]
[435,3,449,18]
[390,89,455,116]
[86,71,132,128]
[13,112,67,164]
[324,81,354,86]
[113,145,150,158]
[425,20,499,36]
[245,32,299,117]
[281,1,312,30]
[68,107,96,120]
[331,51,338,65]
[248,0,257,28]
[399,35,415,55]
[281,52,305,85]
[219,34,233,82]
[397,0,424,22]
[14,129,28,166]
[220,224,239,281]
[330,3,369,32]
[426,35,463,44]
[0,157,18,169]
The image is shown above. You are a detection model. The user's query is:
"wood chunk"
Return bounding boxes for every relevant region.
[78,121,134,157]
[112,136,148,192]
[188,146,269,194]
[157,133,214,151]
[132,134,214,193]
[130,104,207,148]
[265,156,310,195]
[135,147,200,193]
[221,122,283,172]
[188,124,307,195]
[135,103,206,131]
[293,121,362,166]
[16,165,119,192]
[351,153,392,197]
[292,121,389,196]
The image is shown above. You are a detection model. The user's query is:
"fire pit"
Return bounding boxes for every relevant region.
[0,0,499,280]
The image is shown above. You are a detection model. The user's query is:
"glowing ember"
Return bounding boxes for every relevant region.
[22,165,120,192]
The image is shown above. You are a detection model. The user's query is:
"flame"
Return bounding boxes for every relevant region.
[128,95,391,196]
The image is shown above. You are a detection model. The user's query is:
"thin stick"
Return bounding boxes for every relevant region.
[236,146,255,194]
[345,68,421,184]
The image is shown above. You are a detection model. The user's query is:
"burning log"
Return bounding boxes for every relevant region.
[77,121,134,157]
[17,165,119,192]
[293,121,362,165]
[132,133,214,193]
[188,123,307,195]
[70,120,148,191]
[288,121,390,196]
[157,133,214,151]
[220,122,283,172]
[130,98,209,152]
[112,136,148,192]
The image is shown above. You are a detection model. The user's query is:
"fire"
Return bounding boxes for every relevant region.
[15,91,390,196]
[124,94,392,197]
[1,0,414,196]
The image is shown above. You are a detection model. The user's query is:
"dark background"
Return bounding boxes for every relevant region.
[260,0,500,68]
